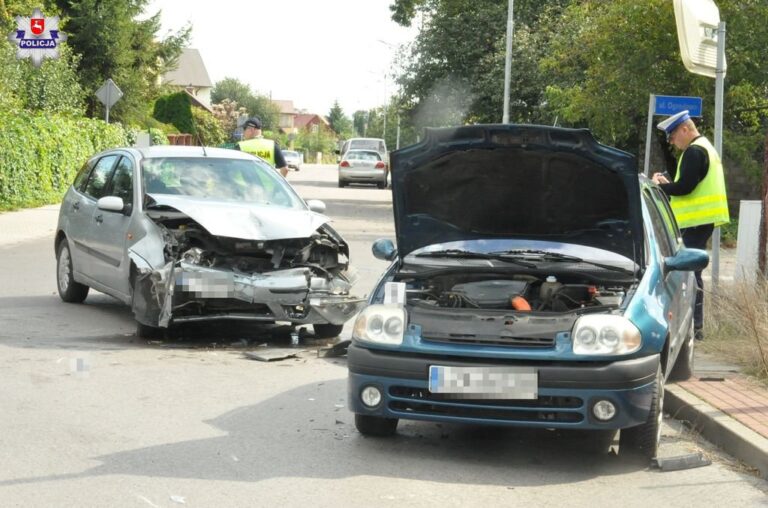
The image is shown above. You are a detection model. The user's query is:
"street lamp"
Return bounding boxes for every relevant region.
[502,0,515,123]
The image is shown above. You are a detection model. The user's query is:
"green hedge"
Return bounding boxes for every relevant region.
[0,111,127,210]
[153,92,195,134]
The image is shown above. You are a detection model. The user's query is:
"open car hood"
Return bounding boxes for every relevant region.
[145,194,329,240]
[391,124,644,263]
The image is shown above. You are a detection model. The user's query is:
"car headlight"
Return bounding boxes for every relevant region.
[572,315,641,355]
[352,304,406,346]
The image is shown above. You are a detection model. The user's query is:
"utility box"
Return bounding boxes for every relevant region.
[735,200,762,283]
[673,0,725,78]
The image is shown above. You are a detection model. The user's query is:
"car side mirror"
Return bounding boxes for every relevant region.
[665,247,709,272]
[306,199,326,213]
[97,196,126,213]
[372,238,397,261]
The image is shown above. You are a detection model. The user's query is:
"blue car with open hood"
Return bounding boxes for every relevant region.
[347,124,709,458]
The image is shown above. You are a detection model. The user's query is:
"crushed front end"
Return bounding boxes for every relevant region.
[130,208,364,329]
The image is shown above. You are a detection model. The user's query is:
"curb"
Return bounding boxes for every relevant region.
[665,384,768,478]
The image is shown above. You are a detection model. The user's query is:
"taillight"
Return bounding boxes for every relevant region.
[374,161,386,169]
[339,161,350,168]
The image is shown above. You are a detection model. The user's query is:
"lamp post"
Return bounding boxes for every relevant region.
[502,0,515,123]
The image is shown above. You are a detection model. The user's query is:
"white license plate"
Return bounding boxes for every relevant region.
[428,365,538,399]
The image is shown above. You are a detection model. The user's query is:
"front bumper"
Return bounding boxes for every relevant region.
[348,344,659,430]
[134,262,364,327]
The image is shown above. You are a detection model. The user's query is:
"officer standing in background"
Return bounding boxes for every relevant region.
[652,110,730,341]
[237,117,289,178]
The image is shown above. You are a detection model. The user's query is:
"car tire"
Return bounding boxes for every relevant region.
[355,413,398,437]
[669,325,695,382]
[338,180,346,188]
[619,363,663,459]
[313,323,344,339]
[56,240,89,303]
[377,180,387,189]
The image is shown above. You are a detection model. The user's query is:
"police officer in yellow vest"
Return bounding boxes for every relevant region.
[652,110,729,341]
[238,117,289,178]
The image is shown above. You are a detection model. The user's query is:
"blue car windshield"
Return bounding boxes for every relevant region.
[141,157,303,208]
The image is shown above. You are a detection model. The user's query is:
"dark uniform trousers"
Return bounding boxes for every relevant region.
[681,223,714,334]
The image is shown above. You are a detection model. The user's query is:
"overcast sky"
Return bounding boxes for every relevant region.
[145,0,418,116]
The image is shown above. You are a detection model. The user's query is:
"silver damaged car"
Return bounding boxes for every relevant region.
[55,146,364,338]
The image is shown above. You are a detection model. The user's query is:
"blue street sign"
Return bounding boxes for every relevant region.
[654,95,703,117]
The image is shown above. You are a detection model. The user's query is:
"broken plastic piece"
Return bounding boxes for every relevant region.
[244,349,299,362]
[651,452,711,471]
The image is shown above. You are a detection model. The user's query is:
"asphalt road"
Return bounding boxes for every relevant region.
[0,164,766,507]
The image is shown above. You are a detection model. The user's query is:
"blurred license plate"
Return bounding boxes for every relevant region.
[428,366,537,399]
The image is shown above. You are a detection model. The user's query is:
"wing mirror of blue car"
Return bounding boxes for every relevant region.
[665,248,710,272]
[306,199,326,213]
[97,196,126,214]
[372,238,397,261]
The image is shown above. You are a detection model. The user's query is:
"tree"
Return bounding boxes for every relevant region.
[327,100,354,137]
[53,0,190,124]
[211,77,279,130]
[353,110,368,136]
[541,0,768,177]
[212,98,247,139]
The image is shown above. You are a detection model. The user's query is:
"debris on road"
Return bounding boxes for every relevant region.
[323,339,350,358]
[651,453,712,471]
[244,348,301,362]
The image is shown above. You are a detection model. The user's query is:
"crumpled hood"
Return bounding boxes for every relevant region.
[391,124,644,263]
[146,194,329,240]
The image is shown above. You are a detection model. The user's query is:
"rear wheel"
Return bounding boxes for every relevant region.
[669,324,695,381]
[313,323,344,339]
[377,180,387,189]
[56,240,89,303]
[338,180,346,188]
[355,414,398,437]
[620,364,664,459]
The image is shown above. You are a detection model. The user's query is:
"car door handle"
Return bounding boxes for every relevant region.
[72,202,80,211]
[95,214,103,224]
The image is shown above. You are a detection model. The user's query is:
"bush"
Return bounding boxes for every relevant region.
[191,107,226,146]
[153,92,195,134]
[0,111,127,210]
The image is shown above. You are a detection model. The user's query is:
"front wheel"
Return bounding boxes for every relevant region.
[313,323,344,339]
[620,364,664,459]
[56,240,89,303]
[355,414,398,437]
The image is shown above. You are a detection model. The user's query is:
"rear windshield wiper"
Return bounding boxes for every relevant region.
[489,249,635,275]
[415,249,537,268]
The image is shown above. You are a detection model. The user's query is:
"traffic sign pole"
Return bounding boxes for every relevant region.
[711,21,727,289]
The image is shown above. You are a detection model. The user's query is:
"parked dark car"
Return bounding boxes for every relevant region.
[347,124,708,458]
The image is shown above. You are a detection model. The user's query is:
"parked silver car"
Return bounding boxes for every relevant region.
[338,149,388,188]
[282,150,302,171]
[55,146,363,338]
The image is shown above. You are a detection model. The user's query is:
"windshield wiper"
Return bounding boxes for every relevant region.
[415,249,537,268]
[489,249,635,275]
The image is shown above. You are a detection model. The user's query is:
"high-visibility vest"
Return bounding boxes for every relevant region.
[670,137,730,228]
[239,138,276,166]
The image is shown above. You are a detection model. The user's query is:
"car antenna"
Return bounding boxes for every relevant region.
[191,114,208,157]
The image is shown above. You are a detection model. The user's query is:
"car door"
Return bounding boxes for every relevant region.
[85,153,136,298]
[646,188,689,369]
[69,153,120,281]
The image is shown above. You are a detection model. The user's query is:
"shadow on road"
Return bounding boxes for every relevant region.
[0,379,650,489]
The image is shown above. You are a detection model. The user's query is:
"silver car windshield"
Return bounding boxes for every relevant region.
[141,157,303,208]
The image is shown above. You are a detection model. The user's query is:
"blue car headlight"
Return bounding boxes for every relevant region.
[572,315,641,355]
[352,304,406,346]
